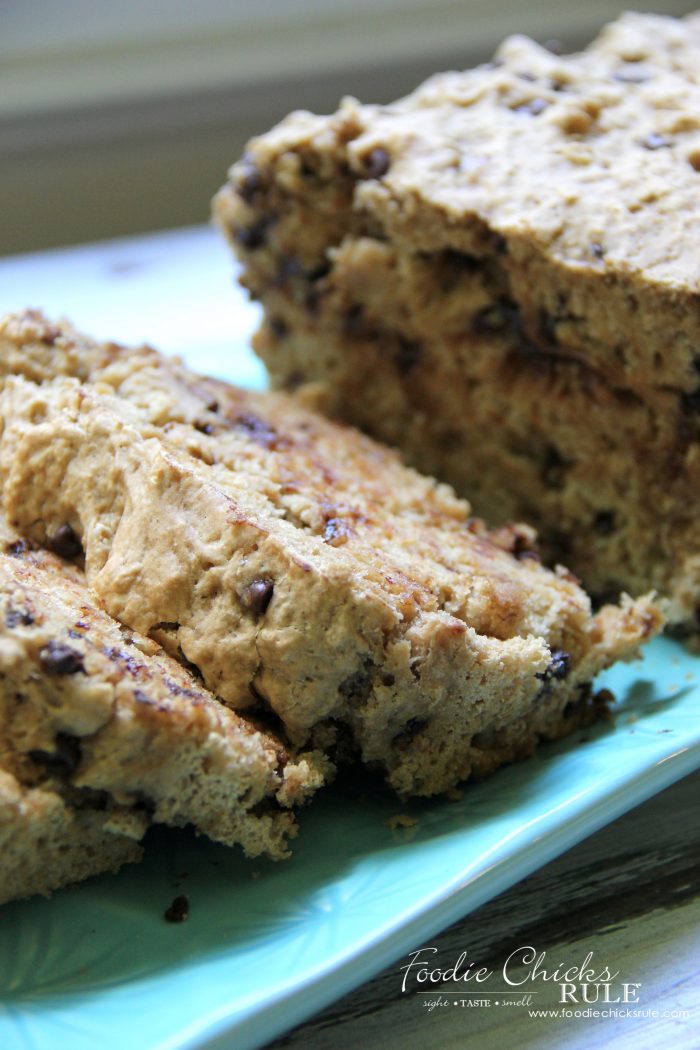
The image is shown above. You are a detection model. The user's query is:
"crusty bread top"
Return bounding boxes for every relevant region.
[231,11,700,289]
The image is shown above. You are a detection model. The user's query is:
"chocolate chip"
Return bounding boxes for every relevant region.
[594,687,615,708]
[48,524,83,560]
[164,894,189,923]
[392,718,428,751]
[441,249,481,273]
[307,261,331,282]
[233,413,281,449]
[489,522,540,560]
[513,536,540,561]
[269,316,288,338]
[133,688,158,707]
[593,510,616,535]
[510,306,538,350]
[343,303,365,336]
[39,640,85,675]
[240,580,274,616]
[101,645,150,681]
[542,445,568,488]
[395,337,422,375]
[206,398,220,413]
[5,606,34,628]
[132,792,156,815]
[282,370,307,391]
[28,732,81,776]
[194,420,215,435]
[5,539,32,557]
[590,242,605,260]
[275,748,289,776]
[305,289,321,315]
[681,390,700,414]
[236,156,262,203]
[362,148,391,179]
[39,325,60,345]
[234,217,272,250]
[550,650,571,679]
[276,255,304,284]
[538,309,559,348]
[641,133,670,151]
[536,649,571,682]
[339,667,373,706]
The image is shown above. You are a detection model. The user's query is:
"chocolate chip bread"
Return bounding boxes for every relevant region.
[0,512,329,872]
[0,764,142,906]
[214,10,700,628]
[0,312,662,797]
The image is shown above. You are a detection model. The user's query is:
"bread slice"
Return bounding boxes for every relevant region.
[0,764,142,906]
[213,10,700,627]
[0,311,662,796]
[0,510,329,865]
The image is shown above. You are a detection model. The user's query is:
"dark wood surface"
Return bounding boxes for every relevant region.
[268,770,700,1049]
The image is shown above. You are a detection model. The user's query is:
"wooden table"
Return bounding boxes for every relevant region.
[268,770,700,1049]
[1,226,698,1050]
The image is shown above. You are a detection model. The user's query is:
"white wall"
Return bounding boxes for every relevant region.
[0,0,694,252]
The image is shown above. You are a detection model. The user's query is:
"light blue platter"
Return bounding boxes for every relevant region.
[0,228,699,1050]
[1,637,699,1050]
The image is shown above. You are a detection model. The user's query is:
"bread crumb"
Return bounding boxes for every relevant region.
[164,894,189,923]
[386,814,417,829]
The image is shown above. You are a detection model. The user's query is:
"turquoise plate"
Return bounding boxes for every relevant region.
[0,229,699,1050]
[1,637,699,1050]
